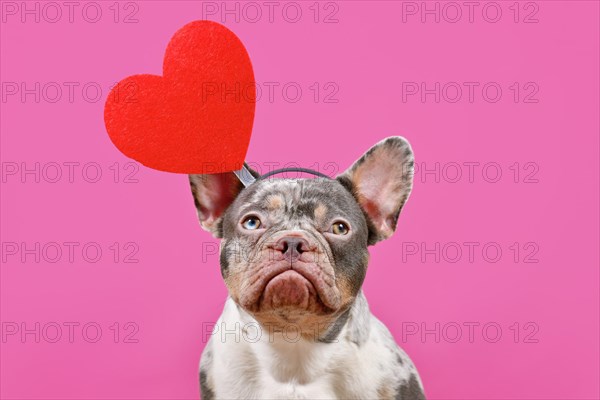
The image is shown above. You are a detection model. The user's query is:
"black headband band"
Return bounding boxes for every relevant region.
[259,167,332,180]
[234,165,332,187]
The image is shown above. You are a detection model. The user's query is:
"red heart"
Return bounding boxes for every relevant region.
[104,21,255,174]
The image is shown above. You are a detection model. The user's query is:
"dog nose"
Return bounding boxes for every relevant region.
[275,237,310,259]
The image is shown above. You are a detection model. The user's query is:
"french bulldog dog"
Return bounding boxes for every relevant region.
[190,137,425,399]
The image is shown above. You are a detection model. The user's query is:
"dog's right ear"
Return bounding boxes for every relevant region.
[189,165,258,237]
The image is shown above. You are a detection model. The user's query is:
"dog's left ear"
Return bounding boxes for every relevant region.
[189,164,258,237]
[337,137,414,245]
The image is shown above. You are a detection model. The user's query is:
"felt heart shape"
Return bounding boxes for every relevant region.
[104,21,255,174]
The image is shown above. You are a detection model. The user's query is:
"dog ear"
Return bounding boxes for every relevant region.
[189,164,258,237]
[337,137,414,244]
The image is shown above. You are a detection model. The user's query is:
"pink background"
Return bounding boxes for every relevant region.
[1,1,599,399]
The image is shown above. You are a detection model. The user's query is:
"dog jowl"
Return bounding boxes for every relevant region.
[190,137,425,399]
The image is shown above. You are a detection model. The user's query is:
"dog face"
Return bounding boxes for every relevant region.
[190,137,414,335]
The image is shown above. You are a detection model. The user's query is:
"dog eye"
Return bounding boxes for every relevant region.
[241,216,262,230]
[331,221,349,235]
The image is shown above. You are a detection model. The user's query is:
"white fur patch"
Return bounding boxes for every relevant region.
[202,296,422,399]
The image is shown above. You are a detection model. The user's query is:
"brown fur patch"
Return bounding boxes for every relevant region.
[313,203,328,224]
[337,270,362,309]
[266,194,284,210]
[378,385,396,400]
[250,309,340,342]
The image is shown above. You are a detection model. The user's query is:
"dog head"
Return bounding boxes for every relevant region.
[190,137,414,335]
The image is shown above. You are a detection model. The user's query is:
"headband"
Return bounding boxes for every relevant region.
[234,165,332,188]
